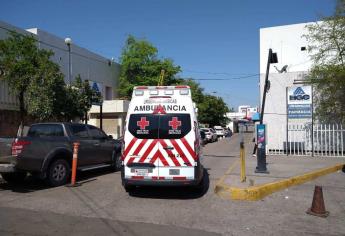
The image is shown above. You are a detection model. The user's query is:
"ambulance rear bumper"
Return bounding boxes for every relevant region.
[122,178,201,187]
[121,165,204,187]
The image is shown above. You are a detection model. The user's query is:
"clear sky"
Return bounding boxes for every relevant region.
[0,0,335,109]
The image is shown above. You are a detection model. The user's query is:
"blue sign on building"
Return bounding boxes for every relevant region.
[92,82,100,93]
[287,104,312,119]
[287,86,312,119]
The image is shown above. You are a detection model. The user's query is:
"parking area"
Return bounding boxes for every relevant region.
[0,134,344,235]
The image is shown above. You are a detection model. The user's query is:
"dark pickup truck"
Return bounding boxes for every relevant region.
[0,123,121,186]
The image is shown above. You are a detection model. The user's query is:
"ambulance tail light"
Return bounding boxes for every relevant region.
[194,141,199,161]
[120,137,125,161]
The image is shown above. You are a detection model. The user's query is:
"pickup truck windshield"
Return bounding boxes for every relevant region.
[128,114,191,139]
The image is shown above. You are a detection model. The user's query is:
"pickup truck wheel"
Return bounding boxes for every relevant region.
[47,159,70,187]
[111,151,122,172]
[1,172,27,184]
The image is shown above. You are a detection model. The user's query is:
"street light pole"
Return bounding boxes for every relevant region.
[64,37,72,85]
[255,48,278,174]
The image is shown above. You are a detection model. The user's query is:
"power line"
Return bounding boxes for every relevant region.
[183,69,257,76]
[191,74,259,81]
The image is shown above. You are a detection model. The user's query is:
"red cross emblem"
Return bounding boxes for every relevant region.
[137,117,150,130]
[153,104,166,114]
[169,117,182,130]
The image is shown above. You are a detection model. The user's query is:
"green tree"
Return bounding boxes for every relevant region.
[198,95,229,127]
[64,75,102,122]
[0,31,100,123]
[118,35,181,98]
[182,79,205,105]
[25,50,67,121]
[304,0,345,123]
[0,31,40,123]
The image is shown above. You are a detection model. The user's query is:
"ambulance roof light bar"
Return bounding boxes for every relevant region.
[134,85,190,96]
[149,90,159,95]
[134,90,144,96]
[164,90,174,95]
[134,85,190,89]
[180,89,189,95]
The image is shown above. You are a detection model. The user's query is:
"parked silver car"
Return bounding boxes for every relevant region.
[201,128,218,143]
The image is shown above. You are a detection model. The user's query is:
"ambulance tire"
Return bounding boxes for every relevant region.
[124,184,135,192]
[194,173,205,192]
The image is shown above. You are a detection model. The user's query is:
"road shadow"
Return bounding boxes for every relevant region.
[0,167,117,193]
[203,155,237,158]
[128,169,210,200]
[0,175,48,193]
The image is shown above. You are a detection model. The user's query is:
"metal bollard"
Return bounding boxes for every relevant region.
[240,139,246,183]
[66,142,81,187]
[239,125,246,182]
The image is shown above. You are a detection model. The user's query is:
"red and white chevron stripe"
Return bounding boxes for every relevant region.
[122,135,197,167]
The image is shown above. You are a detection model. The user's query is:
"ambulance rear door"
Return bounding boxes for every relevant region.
[124,114,160,180]
[158,113,197,181]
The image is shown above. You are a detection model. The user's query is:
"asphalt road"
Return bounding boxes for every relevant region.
[0,134,344,235]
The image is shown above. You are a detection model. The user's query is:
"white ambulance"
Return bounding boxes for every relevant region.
[121,85,204,191]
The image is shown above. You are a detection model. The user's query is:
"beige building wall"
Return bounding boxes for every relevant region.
[89,100,130,139]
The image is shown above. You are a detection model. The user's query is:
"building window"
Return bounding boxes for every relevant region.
[105,86,112,100]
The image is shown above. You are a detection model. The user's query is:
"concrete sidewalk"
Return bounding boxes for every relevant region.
[215,134,345,200]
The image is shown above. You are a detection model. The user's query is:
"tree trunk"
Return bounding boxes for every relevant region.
[84,110,88,124]
[18,91,25,136]
[18,91,25,123]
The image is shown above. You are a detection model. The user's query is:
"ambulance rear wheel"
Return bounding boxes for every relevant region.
[124,184,135,192]
[194,169,206,192]
[194,177,204,191]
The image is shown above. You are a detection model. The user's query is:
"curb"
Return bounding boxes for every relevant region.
[215,163,345,201]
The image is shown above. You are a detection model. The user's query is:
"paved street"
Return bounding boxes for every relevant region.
[0,134,344,235]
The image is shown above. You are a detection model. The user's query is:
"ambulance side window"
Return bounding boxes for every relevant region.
[128,114,159,139]
[159,114,191,139]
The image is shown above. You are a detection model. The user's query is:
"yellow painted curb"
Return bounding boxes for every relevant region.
[215,163,345,201]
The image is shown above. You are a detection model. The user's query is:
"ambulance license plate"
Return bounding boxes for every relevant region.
[134,168,148,176]
[169,169,180,175]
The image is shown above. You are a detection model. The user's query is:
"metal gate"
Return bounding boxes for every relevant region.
[268,123,345,157]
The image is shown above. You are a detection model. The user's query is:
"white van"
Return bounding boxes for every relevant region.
[121,85,204,191]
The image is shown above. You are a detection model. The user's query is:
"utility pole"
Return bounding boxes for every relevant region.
[256,48,278,174]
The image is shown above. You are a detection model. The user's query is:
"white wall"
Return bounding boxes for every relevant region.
[0,20,120,111]
[259,22,315,151]
[27,28,120,99]
[260,22,314,74]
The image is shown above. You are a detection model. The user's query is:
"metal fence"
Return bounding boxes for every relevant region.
[268,123,345,157]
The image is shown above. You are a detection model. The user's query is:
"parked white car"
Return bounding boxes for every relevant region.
[214,126,225,138]
[201,128,218,143]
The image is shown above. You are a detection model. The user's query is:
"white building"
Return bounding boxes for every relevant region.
[260,22,314,154]
[226,105,258,131]
[0,20,126,137]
